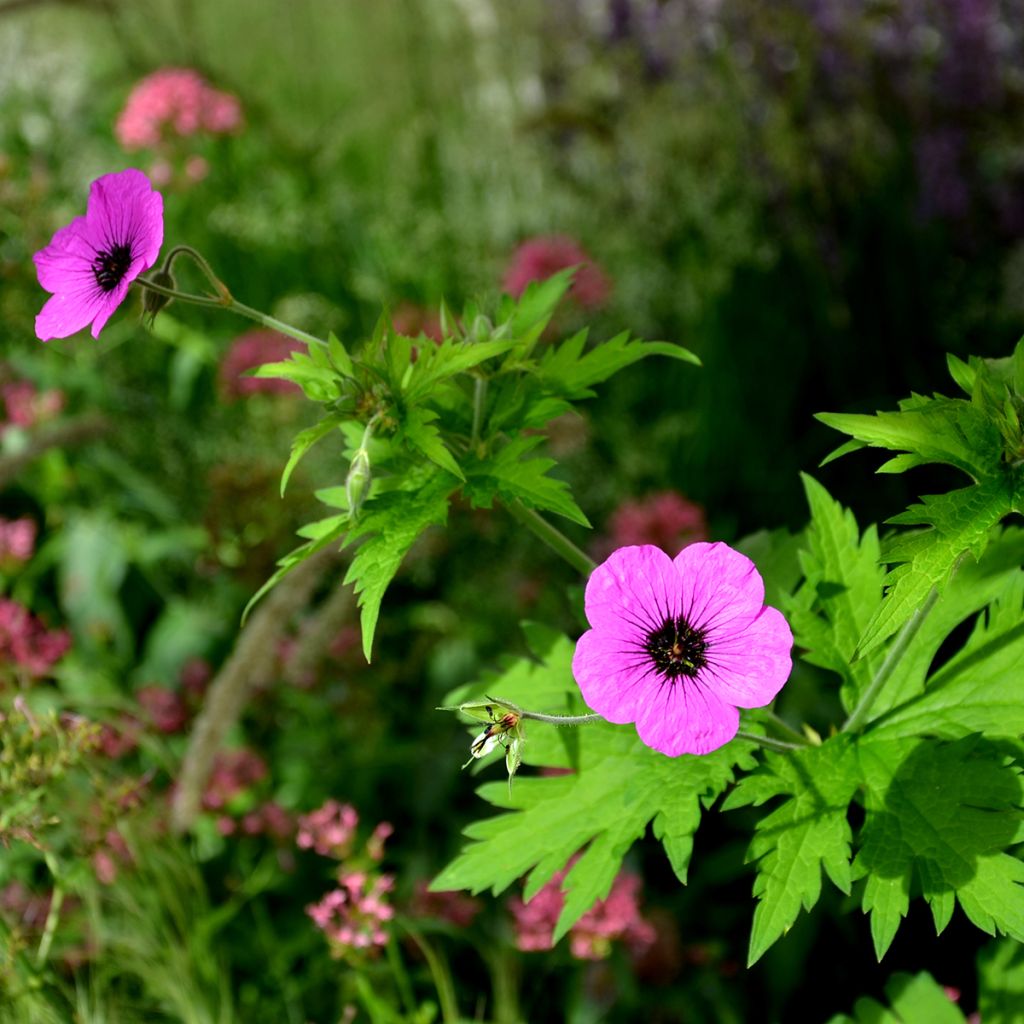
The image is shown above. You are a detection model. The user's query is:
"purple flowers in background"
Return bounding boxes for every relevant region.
[33,169,164,340]
[572,543,792,756]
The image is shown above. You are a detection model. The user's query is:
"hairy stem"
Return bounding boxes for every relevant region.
[504,500,596,577]
[842,586,941,733]
[735,729,804,753]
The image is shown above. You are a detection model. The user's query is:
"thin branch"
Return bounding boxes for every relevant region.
[170,544,341,833]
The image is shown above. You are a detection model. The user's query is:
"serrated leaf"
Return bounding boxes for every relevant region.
[978,938,1024,1024]
[868,570,1024,739]
[826,972,967,1024]
[538,330,699,399]
[785,475,885,711]
[342,472,457,661]
[327,331,354,378]
[464,435,590,527]
[250,352,340,402]
[405,337,519,404]
[280,414,345,496]
[433,629,757,941]
[816,397,1002,479]
[399,407,464,480]
[857,478,1014,658]
[853,735,1024,960]
[723,737,859,965]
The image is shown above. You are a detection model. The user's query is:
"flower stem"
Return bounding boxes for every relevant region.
[841,585,941,734]
[489,696,602,727]
[397,920,461,1024]
[504,500,596,577]
[136,275,329,348]
[735,730,804,753]
[764,710,812,746]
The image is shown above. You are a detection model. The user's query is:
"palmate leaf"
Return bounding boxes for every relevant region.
[463,435,590,527]
[786,475,885,711]
[399,407,464,480]
[825,971,968,1024]
[856,478,1015,657]
[853,735,1024,960]
[868,567,1024,739]
[433,626,757,941]
[723,737,859,966]
[864,526,1024,721]
[342,470,458,661]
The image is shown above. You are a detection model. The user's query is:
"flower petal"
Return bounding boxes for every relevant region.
[674,541,765,637]
[572,627,655,723]
[584,544,680,636]
[634,679,739,756]
[85,168,164,269]
[35,290,106,341]
[33,216,96,293]
[702,605,793,708]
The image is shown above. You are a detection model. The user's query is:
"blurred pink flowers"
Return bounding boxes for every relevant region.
[296,799,360,858]
[307,871,395,956]
[1,379,64,431]
[503,235,611,309]
[33,168,164,340]
[115,69,242,150]
[136,684,189,734]
[572,543,793,756]
[410,880,482,928]
[0,598,70,679]
[219,330,303,400]
[0,517,37,566]
[509,865,655,960]
[598,490,708,559]
[201,748,267,811]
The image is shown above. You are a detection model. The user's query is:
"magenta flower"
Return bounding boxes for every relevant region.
[503,235,611,309]
[33,169,163,341]
[572,543,793,756]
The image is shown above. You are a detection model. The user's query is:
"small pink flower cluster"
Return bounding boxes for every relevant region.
[1,379,64,431]
[307,871,395,956]
[0,517,37,565]
[136,684,189,734]
[503,235,611,309]
[597,490,708,559]
[201,748,268,811]
[0,598,70,679]
[90,827,133,886]
[115,69,242,150]
[238,801,295,842]
[296,799,360,858]
[509,865,655,961]
[219,330,303,400]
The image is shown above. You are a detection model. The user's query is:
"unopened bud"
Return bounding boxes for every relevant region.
[345,447,372,517]
[471,314,493,343]
[142,268,176,326]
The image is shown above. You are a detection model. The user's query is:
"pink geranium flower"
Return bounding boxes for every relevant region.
[33,169,164,341]
[572,543,793,756]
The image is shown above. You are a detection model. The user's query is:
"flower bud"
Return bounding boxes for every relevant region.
[345,447,372,518]
[142,267,177,325]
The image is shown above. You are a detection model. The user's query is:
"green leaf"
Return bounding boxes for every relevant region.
[342,472,457,661]
[241,514,349,623]
[723,737,860,965]
[857,478,1014,658]
[250,352,340,403]
[853,735,1024,960]
[865,527,1024,721]
[280,414,345,496]
[405,337,519,404]
[978,938,1024,1024]
[433,628,757,941]
[464,435,590,527]
[327,331,354,378]
[826,972,967,1024]
[785,475,885,711]
[538,330,699,399]
[817,394,1003,479]
[868,570,1024,739]
[399,407,464,480]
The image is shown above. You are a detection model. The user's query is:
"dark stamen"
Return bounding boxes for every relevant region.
[644,615,709,679]
[92,243,133,292]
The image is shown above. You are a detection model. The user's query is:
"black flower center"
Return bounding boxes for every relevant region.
[92,243,133,292]
[644,616,709,679]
